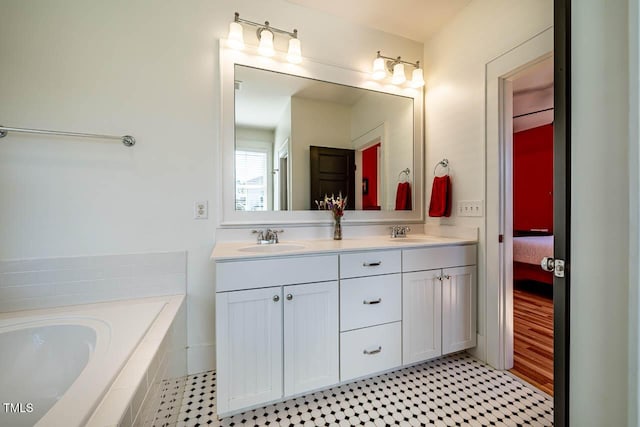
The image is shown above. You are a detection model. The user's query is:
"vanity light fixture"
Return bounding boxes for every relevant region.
[258,28,275,57]
[371,51,425,88]
[227,12,302,63]
[392,62,406,85]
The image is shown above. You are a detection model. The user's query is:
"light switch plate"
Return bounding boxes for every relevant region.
[457,200,483,217]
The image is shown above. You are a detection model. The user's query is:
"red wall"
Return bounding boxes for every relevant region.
[513,124,553,233]
[362,144,380,209]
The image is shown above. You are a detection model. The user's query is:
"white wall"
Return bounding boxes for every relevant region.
[0,0,422,374]
[571,1,630,425]
[423,0,553,360]
[290,97,352,210]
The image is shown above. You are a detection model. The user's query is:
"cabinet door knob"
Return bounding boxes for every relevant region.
[273,295,280,302]
[443,274,450,280]
[286,294,293,301]
[437,276,443,281]
[363,346,382,355]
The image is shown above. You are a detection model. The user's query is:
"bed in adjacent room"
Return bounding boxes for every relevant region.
[513,234,554,284]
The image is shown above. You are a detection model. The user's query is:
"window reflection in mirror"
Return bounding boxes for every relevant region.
[234,65,414,212]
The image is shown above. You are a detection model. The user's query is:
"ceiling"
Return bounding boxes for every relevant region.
[286,0,472,42]
[513,57,554,133]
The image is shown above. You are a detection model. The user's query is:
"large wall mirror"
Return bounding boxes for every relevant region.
[220,44,424,225]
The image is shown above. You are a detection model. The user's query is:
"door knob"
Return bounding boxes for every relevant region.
[541,257,555,272]
[541,257,565,277]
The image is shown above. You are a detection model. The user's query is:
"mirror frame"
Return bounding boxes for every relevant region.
[219,41,424,226]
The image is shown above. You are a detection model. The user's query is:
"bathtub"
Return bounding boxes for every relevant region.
[0,295,185,427]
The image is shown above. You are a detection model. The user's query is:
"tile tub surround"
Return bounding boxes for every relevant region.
[0,251,186,312]
[86,295,187,427]
[152,353,553,427]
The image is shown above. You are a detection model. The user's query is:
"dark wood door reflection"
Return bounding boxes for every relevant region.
[310,146,355,210]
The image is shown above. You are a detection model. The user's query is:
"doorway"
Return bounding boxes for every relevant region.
[508,58,555,395]
[485,20,571,426]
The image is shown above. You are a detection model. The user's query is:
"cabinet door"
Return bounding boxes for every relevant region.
[402,270,442,365]
[284,281,339,396]
[442,265,477,354]
[216,287,283,415]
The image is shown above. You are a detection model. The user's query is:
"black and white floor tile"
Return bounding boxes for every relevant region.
[152,353,553,427]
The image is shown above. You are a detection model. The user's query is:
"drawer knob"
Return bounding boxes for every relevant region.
[363,346,382,355]
[363,261,382,267]
[363,298,382,305]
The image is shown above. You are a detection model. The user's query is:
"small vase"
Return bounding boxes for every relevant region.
[333,217,342,240]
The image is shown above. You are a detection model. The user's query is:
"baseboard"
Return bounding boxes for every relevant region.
[188,343,216,374]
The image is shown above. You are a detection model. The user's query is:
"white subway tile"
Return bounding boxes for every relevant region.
[0,284,55,299]
[0,251,186,312]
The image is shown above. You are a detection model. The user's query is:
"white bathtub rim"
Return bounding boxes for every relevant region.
[47,300,165,427]
[0,297,169,427]
[86,294,185,427]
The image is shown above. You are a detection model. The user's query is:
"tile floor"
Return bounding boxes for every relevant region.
[152,353,553,426]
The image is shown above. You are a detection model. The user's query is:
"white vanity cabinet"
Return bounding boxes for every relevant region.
[215,255,339,416]
[441,265,476,354]
[401,245,477,365]
[402,269,442,364]
[283,281,339,396]
[339,250,402,381]
[216,287,284,414]
[213,240,477,417]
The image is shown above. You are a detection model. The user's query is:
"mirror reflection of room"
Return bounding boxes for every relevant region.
[233,65,413,211]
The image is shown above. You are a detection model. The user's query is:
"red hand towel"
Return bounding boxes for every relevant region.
[429,175,452,217]
[395,182,412,210]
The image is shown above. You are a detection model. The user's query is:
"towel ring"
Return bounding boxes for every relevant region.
[433,159,449,176]
[398,168,410,182]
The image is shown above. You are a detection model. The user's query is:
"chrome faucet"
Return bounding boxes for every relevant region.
[252,229,284,244]
[390,225,411,238]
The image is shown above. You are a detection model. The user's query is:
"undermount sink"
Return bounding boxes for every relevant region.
[238,243,306,253]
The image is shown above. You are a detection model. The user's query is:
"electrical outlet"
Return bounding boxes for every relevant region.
[194,201,208,219]
[457,200,483,217]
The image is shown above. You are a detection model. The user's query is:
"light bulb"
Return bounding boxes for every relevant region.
[227,21,244,50]
[392,63,406,85]
[410,68,425,88]
[287,38,302,64]
[258,29,275,57]
[372,57,386,80]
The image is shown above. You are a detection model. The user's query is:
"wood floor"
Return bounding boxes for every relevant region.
[509,281,554,395]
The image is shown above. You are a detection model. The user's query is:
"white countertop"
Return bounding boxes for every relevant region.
[211,234,477,261]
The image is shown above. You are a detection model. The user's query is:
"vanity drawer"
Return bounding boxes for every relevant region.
[216,254,338,292]
[340,250,401,279]
[340,322,401,382]
[340,274,401,331]
[402,245,476,272]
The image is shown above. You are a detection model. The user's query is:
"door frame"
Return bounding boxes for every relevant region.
[485,27,553,371]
